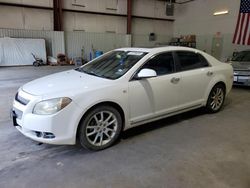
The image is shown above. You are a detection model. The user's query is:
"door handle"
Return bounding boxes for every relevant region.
[207,71,213,76]
[171,77,180,84]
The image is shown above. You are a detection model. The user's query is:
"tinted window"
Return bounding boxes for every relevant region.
[232,51,250,62]
[241,52,250,61]
[176,51,209,71]
[141,52,175,76]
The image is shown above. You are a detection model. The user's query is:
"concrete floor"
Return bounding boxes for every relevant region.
[0,66,250,188]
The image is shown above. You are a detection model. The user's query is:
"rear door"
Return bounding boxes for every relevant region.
[174,51,214,108]
[128,52,182,124]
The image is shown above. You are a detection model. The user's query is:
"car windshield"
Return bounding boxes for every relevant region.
[232,51,250,62]
[75,50,147,79]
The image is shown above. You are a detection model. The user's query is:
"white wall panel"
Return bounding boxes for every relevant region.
[132,0,174,19]
[0,38,46,66]
[63,12,75,31]
[63,12,127,34]
[75,13,98,32]
[0,28,65,57]
[64,0,126,15]
[24,8,53,30]
[116,0,126,15]
[133,0,154,17]
[132,18,173,35]
[132,34,172,47]
[0,5,53,31]
[22,0,53,7]
[132,18,173,47]
[0,6,24,29]
[0,0,53,7]
[132,18,153,35]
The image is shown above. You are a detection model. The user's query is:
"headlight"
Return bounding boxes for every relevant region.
[33,97,72,115]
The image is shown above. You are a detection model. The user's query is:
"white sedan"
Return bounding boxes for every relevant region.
[12,47,233,150]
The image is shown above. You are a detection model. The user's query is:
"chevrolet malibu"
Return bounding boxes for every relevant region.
[12,47,233,150]
[230,50,250,86]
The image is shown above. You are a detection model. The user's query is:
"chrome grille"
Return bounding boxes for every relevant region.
[234,70,250,76]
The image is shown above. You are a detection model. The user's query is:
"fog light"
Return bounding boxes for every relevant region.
[35,131,55,139]
[43,132,55,139]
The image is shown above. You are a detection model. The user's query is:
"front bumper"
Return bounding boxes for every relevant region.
[233,71,250,86]
[12,89,81,145]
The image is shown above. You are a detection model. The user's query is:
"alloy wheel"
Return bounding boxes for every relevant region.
[85,111,118,147]
[210,87,224,111]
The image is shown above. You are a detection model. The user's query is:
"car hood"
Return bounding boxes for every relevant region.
[22,70,112,96]
[231,61,250,70]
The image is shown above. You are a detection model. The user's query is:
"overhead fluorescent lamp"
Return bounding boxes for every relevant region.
[213,10,229,16]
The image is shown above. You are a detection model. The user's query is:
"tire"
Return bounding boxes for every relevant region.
[206,84,225,113]
[33,61,39,67]
[78,105,122,151]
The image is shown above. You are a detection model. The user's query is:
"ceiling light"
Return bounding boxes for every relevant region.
[213,10,229,16]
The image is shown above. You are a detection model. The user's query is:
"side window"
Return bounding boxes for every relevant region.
[241,52,250,61]
[141,52,175,76]
[176,51,209,71]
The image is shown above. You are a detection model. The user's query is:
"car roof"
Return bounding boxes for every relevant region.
[115,46,202,53]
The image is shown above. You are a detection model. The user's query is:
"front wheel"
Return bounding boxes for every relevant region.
[78,105,122,151]
[206,84,225,113]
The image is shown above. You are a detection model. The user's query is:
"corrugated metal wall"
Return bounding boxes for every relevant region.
[65,31,131,60]
[0,29,131,62]
[0,28,65,57]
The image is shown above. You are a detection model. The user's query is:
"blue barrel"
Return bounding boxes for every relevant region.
[95,51,103,58]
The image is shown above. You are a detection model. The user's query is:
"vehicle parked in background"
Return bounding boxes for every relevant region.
[229,50,250,86]
[12,47,233,151]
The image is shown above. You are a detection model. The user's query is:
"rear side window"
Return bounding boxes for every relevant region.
[232,51,250,61]
[141,52,175,76]
[175,51,209,71]
[241,52,250,61]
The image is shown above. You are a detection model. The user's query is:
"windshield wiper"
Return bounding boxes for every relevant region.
[75,68,98,76]
[97,74,114,80]
[76,68,114,79]
[87,71,100,77]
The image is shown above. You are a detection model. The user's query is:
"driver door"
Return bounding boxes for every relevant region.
[128,52,182,125]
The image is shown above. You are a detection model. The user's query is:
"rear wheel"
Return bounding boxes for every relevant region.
[78,105,122,151]
[206,84,225,113]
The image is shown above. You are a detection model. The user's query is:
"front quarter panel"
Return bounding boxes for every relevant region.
[71,81,129,135]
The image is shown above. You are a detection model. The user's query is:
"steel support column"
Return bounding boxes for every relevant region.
[53,0,63,31]
[127,0,132,34]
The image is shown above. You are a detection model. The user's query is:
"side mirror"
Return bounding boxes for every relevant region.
[137,68,157,79]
